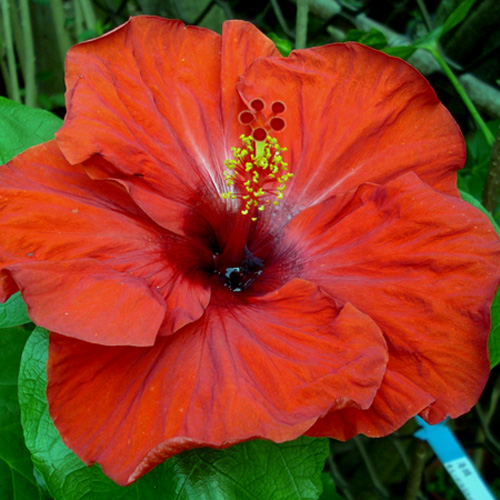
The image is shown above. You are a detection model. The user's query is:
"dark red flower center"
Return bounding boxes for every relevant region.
[222,247,265,292]
[211,213,267,293]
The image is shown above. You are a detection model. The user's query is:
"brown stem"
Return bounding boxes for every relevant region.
[481,125,500,213]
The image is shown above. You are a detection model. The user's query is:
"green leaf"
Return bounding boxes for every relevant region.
[161,437,329,500]
[18,328,131,499]
[459,191,500,235]
[441,0,477,36]
[19,327,330,499]
[319,472,345,500]
[0,325,45,499]
[412,27,443,50]
[0,97,63,164]
[458,120,500,202]
[460,191,500,368]
[413,0,477,51]
[344,28,388,50]
[0,293,31,328]
[383,46,417,60]
[268,32,293,57]
[37,93,66,111]
[76,29,98,42]
[489,291,500,369]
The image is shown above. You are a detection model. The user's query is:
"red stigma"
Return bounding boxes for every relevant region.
[238,97,288,143]
[238,110,256,125]
[270,117,286,132]
[252,127,267,142]
[240,97,289,137]
[271,101,286,114]
[250,98,266,112]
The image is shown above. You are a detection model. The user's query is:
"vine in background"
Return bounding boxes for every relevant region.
[1,0,21,103]
[78,0,98,33]
[426,45,494,147]
[482,127,500,213]
[425,41,500,215]
[50,0,73,66]
[414,0,494,145]
[414,0,500,216]
[295,0,309,49]
[0,0,102,108]
[18,0,36,108]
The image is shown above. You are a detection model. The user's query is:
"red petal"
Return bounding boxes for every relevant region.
[306,370,435,439]
[11,260,164,346]
[237,43,465,209]
[47,279,388,485]
[56,17,224,233]
[0,270,20,301]
[0,141,210,344]
[280,172,500,425]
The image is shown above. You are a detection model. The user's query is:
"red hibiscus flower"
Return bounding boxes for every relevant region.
[1,16,499,486]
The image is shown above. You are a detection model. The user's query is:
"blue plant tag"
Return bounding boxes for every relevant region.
[415,417,496,500]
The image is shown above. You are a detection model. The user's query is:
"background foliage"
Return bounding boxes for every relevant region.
[1,1,500,499]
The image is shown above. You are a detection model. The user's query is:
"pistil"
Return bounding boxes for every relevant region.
[217,98,292,280]
[215,209,253,270]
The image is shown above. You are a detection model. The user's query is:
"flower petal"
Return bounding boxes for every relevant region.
[306,369,435,439]
[237,42,465,209]
[47,279,388,485]
[10,260,164,346]
[56,16,224,233]
[0,141,211,343]
[279,171,500,424]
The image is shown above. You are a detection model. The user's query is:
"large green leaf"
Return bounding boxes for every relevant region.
[0,293,31,328]
[460,191,500,368]
[0,325,46,500]
[0,97,63,164]
[19,327,330,499]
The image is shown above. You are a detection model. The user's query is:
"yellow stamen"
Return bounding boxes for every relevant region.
[222,133,291,219]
